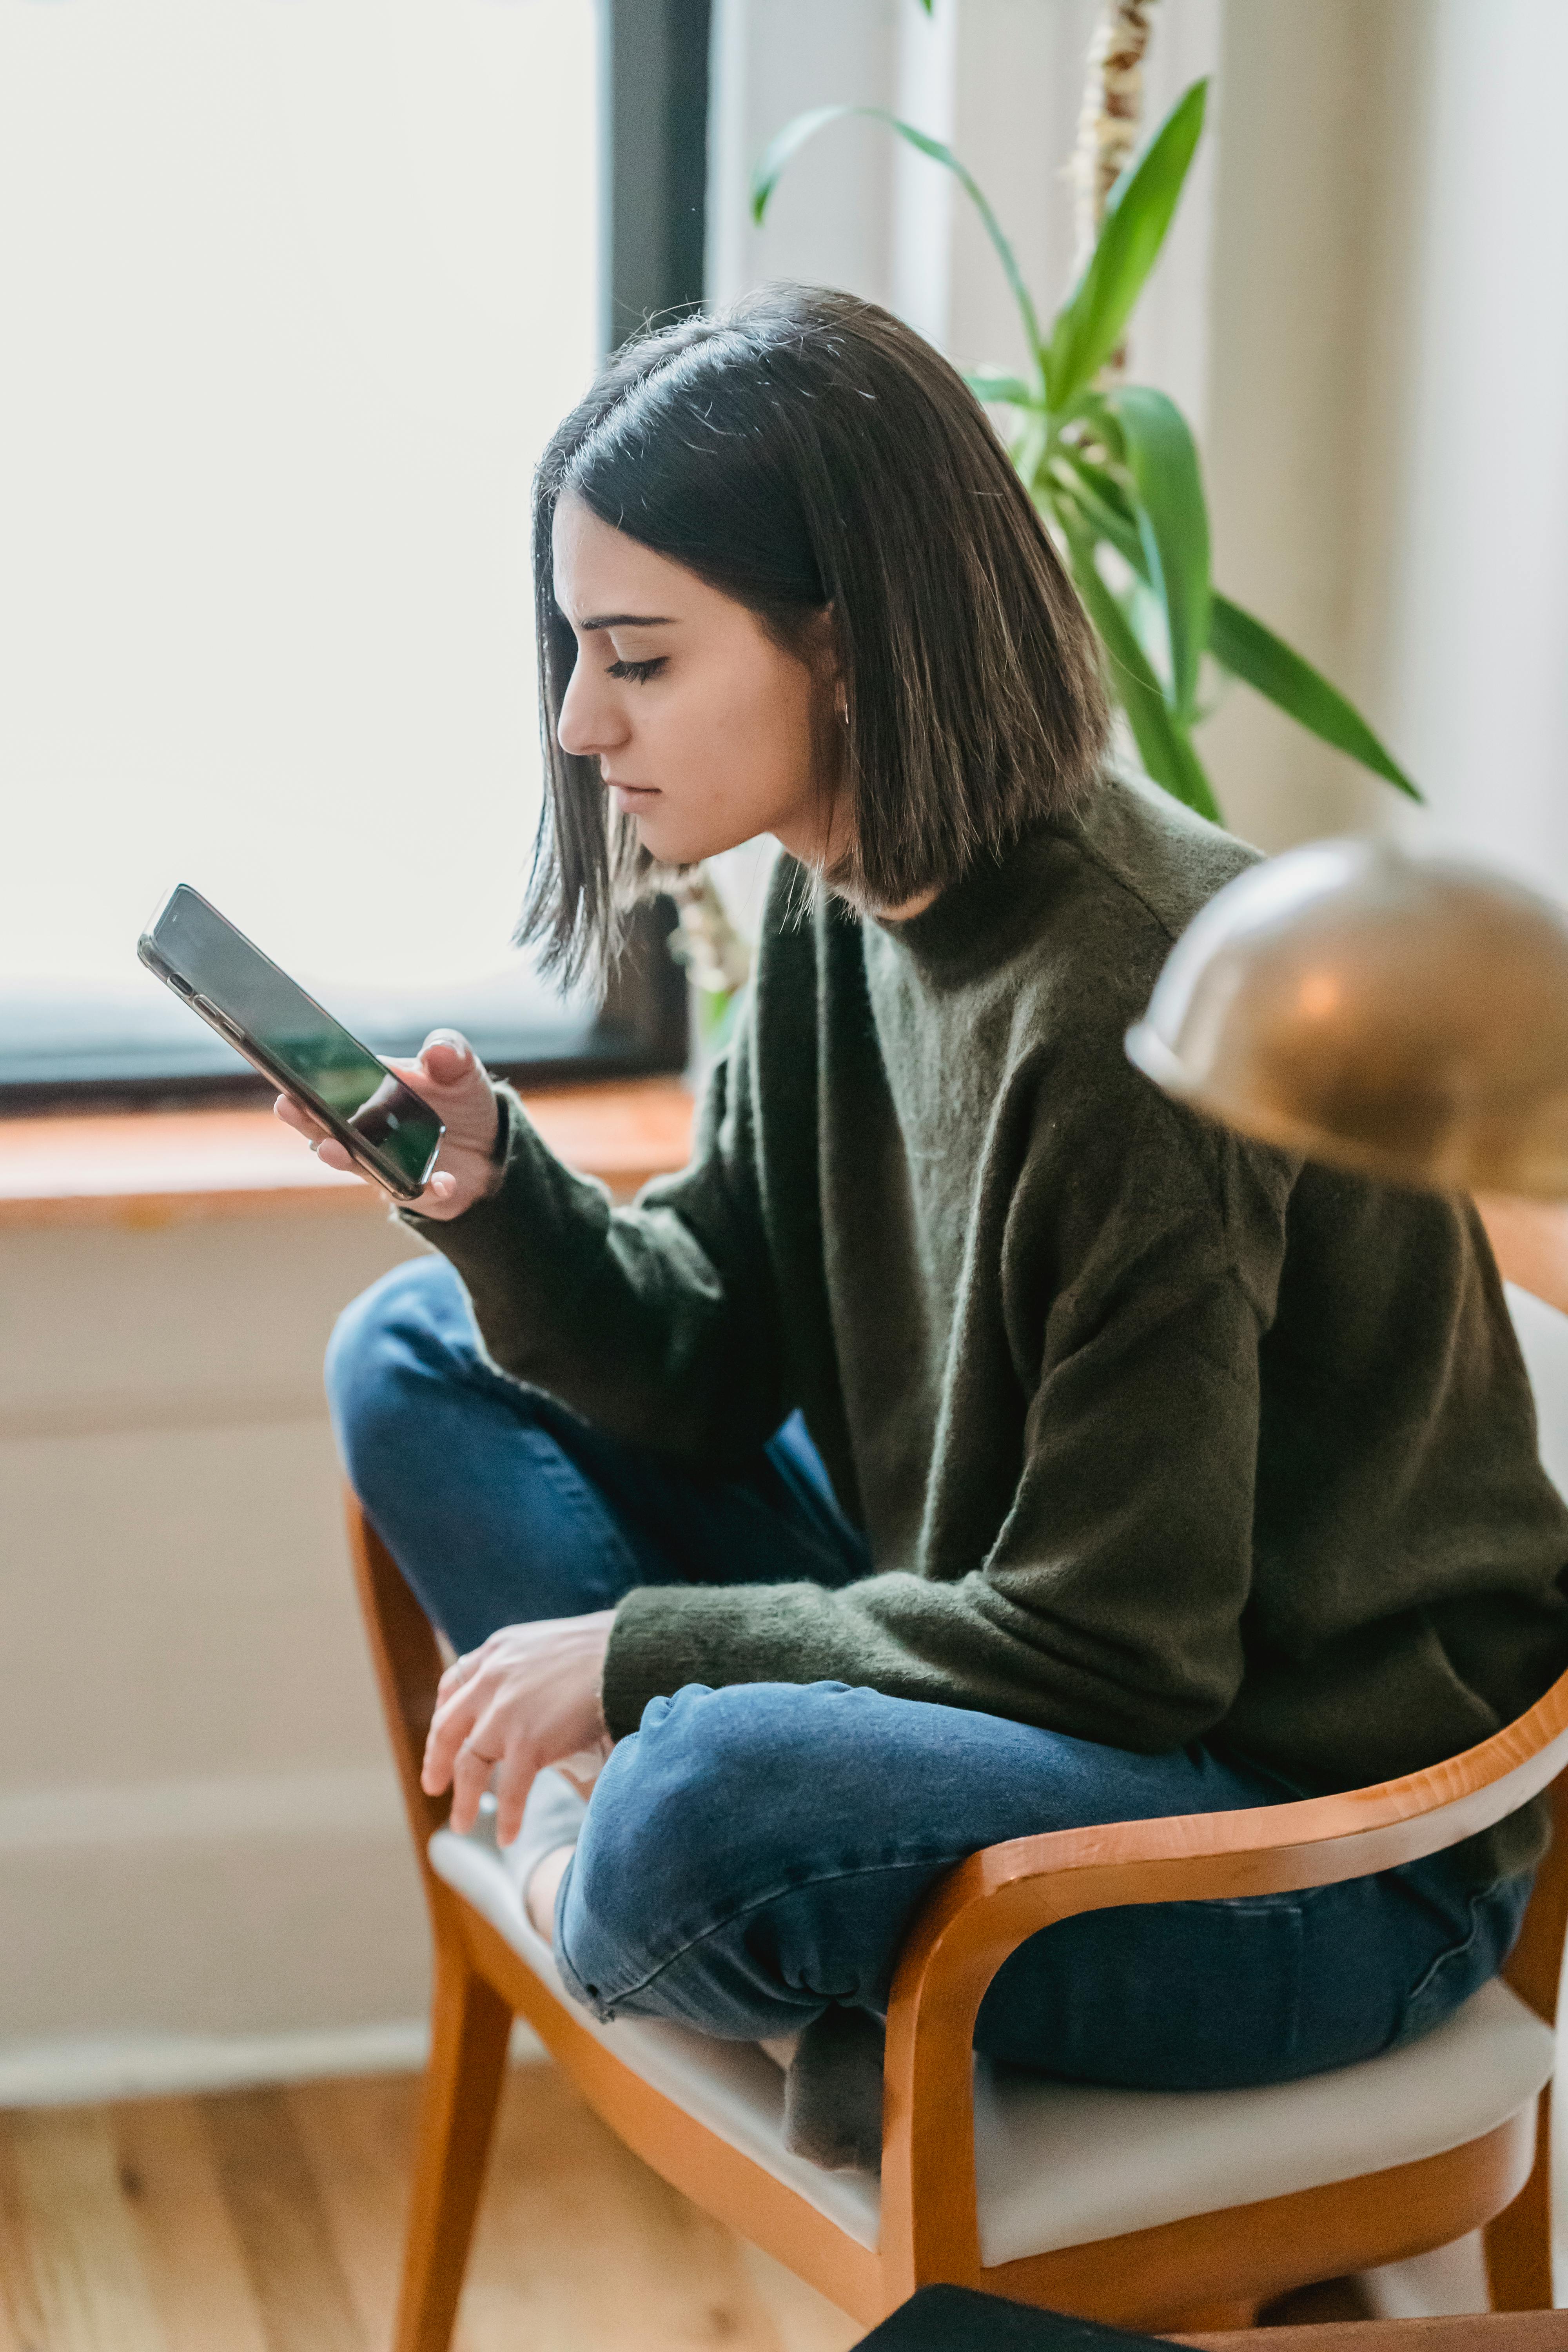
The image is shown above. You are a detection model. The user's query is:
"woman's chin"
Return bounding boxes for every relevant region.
[631,813,749,866]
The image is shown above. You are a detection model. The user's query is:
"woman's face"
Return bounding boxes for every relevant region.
[551,493,842,871]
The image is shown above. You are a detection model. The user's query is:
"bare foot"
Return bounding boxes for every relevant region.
[526,1842,576,1942]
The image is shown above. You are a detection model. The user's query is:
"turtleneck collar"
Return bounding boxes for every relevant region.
[865,815,1069,986]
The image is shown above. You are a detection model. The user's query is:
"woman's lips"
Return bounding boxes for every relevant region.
[607,781,661,814]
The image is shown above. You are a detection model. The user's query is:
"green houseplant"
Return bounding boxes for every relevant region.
[751,80,1417,826]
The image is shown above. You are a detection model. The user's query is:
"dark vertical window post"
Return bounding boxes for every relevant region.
[593,0,714,1065]
[600,0,713,351]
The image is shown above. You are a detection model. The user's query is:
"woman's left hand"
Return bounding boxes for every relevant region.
[421,1610,615,1845]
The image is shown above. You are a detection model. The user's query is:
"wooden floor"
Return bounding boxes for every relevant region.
[0,2060,861,2352]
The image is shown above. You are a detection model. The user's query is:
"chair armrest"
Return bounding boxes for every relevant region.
[879,1668,1568,2282]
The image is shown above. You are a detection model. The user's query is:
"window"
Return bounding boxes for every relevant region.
[1,0,699,1103]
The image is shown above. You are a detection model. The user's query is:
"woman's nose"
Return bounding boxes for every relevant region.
[557,658,629,759]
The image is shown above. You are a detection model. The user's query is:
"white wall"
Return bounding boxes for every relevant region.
[1380,0,1568,894]
[0,1211,432,2092]
[708,0,900,311]
[1198,0,1420,849]
[1151,0,1568,886]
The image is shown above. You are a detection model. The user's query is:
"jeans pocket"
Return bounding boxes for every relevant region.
[1392,1876,1530,2049]
[978,1894,1310,2088]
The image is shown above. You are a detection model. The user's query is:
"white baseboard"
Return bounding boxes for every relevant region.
[0,2016,544,2110]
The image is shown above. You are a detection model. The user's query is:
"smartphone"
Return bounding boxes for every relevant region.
[138,884,446,1201]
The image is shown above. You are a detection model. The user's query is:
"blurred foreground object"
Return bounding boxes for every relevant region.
[667,867,753,1053]
[1126,841,1568,1198]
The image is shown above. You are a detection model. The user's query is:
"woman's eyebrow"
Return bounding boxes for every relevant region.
[574,611,675,632]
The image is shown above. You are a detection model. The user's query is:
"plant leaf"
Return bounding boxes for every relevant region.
[1064,527,1221,822]
[1209,594,1421,800]
[1105,385,1210,723]
[1044,80,1208,416]
[751,107,1045,383]
[1012,408,1052,498]
[965,368,1040,408]
[1047,483,1169,684]
[750,104,857,223]
[1046,451,1147,573]
[1069,388,1128,463]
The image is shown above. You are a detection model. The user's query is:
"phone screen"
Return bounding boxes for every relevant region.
[140,885,444,1197]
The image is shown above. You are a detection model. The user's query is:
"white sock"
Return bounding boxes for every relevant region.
[473,1769,588,1916]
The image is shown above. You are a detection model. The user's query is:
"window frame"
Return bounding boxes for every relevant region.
[7,0,711,1116]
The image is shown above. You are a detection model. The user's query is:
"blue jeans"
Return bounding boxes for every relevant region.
[328,1255,1531,2085]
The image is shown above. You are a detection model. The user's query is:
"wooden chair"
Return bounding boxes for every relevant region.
[346,1486,1568,2348]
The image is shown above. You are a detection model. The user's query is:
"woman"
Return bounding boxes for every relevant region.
[298,287,1568,2171]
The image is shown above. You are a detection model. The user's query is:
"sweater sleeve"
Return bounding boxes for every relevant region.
[402,1005,789,1467]
[601,1076,1295,1751]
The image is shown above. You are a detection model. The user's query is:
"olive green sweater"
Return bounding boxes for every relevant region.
[413,774,1568,1880]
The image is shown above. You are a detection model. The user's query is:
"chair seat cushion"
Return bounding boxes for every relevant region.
[428,1827,1553,2270]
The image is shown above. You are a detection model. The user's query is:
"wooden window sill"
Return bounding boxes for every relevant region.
[0,1078,695,1230]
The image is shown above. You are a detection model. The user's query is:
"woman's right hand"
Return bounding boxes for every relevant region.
[274,1029,503,1221]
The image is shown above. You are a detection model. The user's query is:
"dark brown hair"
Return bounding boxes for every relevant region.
[522,284,1108,986]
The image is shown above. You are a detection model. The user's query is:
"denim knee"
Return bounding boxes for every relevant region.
[324,1255,471,1487]
[555,1684,811,2023]
[569,1682,815,1916]
[554,1681,932,2033]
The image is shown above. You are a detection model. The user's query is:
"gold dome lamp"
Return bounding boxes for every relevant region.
[1125,838,1568,1200]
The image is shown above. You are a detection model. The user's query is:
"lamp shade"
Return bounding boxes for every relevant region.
[1125,839,1568,1197]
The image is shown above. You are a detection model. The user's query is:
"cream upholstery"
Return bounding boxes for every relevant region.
[428,1824,1554,2271]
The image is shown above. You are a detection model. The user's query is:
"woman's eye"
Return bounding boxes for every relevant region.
[606,657,667,684]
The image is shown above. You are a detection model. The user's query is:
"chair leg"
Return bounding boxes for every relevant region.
[1484,2086,1554,2311]
[394,1928,515,2352]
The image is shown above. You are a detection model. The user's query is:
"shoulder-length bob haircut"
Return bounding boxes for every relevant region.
[523,283,1108,988]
